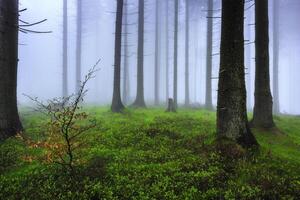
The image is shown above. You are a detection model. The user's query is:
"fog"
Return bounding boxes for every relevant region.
[18,0,300,114]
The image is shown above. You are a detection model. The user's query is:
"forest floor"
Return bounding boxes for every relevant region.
[1,107,300,199]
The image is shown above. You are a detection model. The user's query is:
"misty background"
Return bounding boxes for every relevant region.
[18,0,300,114]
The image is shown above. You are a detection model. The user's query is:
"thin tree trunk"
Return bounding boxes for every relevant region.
[132,0,146,107]
[217,0,257,147]
[111,0,125,113]
[165,0,170,103]
[252,0,275,128]
[154,0,160,105]
[194,44,198,103]
[0,0,23,140]
[272,0,280,114]
[122,0,130,105]
[205,0,213,109]
[62,0,68,97]
[184,0,190,106]
[76,0,82,92]
[194,11,200,103]
[173,0,179,109]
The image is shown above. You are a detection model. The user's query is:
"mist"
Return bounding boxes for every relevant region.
[18,0,300,114]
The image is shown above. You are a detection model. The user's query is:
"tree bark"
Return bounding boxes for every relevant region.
[252,0,275,128]
[111,0,125,113]
[76,0,82,92]
[132,0,146,107]
[272,0,280,114]
[205,0,213,110]
[154,0,160,106]
[165,0,170,104]
[166,98,176,112]
[173,0,179,109]
[193,5,201,103]
[0,0,23,141]
[184,0,190,106]
[62,0,68,97]
[122,0,130,105]
[217,0,258,147]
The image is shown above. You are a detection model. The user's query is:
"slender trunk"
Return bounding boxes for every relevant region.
[173,0,179,109]
[252,0,275,128]
[194,45,198,103]
[205,0,213,109]
[217,0,257,147]
[272,0,280,114]
[194,11,200,103]
[165,0,170,103]
[76,0,82,92]
[111,0,125,113]
[184,0,190,106]
[122,0,130,105]
[132,0,146,107]
[62,0,68,97]
[154,0,160,105]
[0,0,23,141]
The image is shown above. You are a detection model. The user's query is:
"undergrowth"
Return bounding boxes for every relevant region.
[1,108,300,199]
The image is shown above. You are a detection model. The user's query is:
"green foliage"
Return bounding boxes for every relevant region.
[0,139,24,173]
[0,167,111,200]
[1,108,300,199]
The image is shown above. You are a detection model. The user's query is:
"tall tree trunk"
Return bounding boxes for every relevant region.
[76,0,82,92]
[111,0,125,113]
[122,0,130,105]
[272,0,280,114]
[154,0,160,105]
[0,0,23,141]
[62,0,68,97]
[205,0,213,109]
[194,43,199,103]
[132,0,146,107]
[165,0,170,103]
[194,9,201,103]
[173,0,179,109]
[217,0,257,147]
[184,0,190,106]
[252,0,275,128]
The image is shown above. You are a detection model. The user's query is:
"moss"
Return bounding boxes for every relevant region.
[1,107,300,199]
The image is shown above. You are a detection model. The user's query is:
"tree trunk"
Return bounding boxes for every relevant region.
[194,18,200,103]
[194,6,201,103]
[62,0,68,97]
[165,0,170,104]
[166,98,176,112]
[217,0,258,147]
[252,0,275,128]
[0,0,23,141]
[111,0,125,113]
[132,0,146,107]
[154,0,160,106]
[205,0,213,110]
[173,0,179,109]
[122,0,130,105]
[76,0,82,92]
[184,0,190,106]
[272,0,280,114]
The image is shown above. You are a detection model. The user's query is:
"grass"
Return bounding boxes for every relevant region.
[1,107,300,199]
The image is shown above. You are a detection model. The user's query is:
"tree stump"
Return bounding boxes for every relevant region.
[166,98,176,112]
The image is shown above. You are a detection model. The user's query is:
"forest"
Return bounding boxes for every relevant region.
[0,0,300,199]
